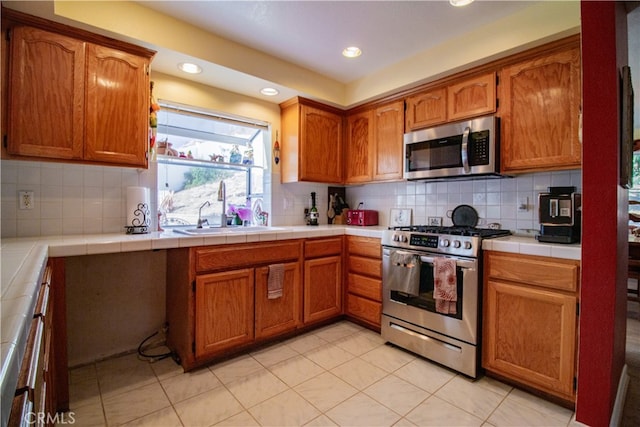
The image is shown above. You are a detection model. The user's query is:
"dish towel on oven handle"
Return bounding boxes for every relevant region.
[388,251,421,296]
[268,263,285,299]
[433,257,457,314]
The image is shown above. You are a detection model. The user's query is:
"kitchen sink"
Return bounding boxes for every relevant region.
[173,226,283,235]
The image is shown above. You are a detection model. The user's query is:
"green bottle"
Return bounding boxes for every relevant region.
[309,192,319,226]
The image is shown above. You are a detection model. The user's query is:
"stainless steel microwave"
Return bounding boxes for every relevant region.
[403,115,502,181]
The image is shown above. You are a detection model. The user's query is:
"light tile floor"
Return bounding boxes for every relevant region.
[65,321,581,426]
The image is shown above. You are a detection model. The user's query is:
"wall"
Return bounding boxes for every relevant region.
[345,171,582,232]
[576,1,629,425]
[65,251,167,367]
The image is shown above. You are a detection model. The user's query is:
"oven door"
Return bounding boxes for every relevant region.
[381,247,479,345]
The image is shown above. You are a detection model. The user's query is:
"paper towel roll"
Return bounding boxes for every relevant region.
[126,186,150,233]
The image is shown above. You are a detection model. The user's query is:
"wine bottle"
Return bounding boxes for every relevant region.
[309,192,319,226]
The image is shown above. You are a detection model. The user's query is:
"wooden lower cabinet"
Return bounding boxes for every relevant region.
[345,236,382,329]
[303,237,343,324]
[255,262,302,339]
[482,251,580,406]
[8,261,67,427]
[166,240,303,370]
[195,269,255,358]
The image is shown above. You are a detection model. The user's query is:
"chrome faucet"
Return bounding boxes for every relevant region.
[197,201,210,228]
[218,180,227,227]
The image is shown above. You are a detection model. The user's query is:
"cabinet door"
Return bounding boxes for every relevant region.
[255,262,302,339]
[7,26,85,160]
[483,279,577,399]
[85,44,149,167]
[500,47,581,173]
[373,101,404,181]
[405,87,447,131]
[299,104,343,183]
[195,269,254,358]
[303,256,342,323]
[447,72,496,121]
[344,110,373,183]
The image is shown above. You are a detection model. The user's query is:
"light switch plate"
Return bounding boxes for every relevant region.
[518,196,528,212]
[19,191,34,210]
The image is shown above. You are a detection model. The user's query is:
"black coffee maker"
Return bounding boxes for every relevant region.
[536,186,581,244]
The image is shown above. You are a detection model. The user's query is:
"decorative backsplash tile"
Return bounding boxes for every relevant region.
[0,159,581,238]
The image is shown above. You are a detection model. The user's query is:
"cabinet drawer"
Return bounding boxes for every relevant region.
[346,294,381,326]
[195,240,301,273]
[347,237,381,259]
[348,273,381,302]
[304,237,342,258]
[485,252,579,292]
[349,255,381,278]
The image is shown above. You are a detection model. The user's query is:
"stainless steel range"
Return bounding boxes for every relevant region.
[381,224,510,378]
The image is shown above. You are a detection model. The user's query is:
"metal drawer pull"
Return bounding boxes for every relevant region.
[390,322,462,353]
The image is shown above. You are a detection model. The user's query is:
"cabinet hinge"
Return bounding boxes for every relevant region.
[496,74,499,86]
[5,28,11,42]
[495,98,499,109]
[573,376,577,391]
[576,302,580,316]
[192,280,196,293]
[3,135,7,148]
[192,341,196,354]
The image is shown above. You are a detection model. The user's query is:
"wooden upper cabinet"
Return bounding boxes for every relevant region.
[447,72,496,121]
[405,87,447,131]
[373,100,404,181]
[7,26,85,160]
[84,44,150,166]
[280,97,343,183]
[345,100,404,184]
[500,45,582,173]
[3,9,155,167]
[345,109,374,183]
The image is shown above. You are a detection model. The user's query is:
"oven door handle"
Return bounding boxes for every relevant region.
[384,249,477,270]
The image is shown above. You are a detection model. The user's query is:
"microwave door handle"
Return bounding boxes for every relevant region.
[461,127,471,174]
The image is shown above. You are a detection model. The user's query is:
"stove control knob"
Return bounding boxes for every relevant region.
[441,239,450,247]
[401,235,409,243]
[393,234,400,242]
[464,241,472,250]
[453,240,461,248]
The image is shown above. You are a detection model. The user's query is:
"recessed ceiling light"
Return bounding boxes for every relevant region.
[342,46,362,58]
[449,0,474,6]
[177,62,202,74]
[260,87,279,96]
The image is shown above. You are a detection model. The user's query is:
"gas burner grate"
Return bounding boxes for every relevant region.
[389,225,511,238]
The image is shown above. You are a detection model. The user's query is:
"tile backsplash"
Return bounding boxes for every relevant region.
[344,170,582,234]
[0,159,581,238]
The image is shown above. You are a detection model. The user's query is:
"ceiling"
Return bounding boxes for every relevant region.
[138,0,537,84]
[134,0,538,103]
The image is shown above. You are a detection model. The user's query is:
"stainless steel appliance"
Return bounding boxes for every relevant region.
[403,115,502,181]
[381,223,510,378]
[537,186,581,244]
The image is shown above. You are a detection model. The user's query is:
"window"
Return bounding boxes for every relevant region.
[155,101,268,227]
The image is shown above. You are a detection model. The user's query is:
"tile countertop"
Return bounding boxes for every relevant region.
[0,225,580,415]
[0,224,384,412]
[482,234,581,260]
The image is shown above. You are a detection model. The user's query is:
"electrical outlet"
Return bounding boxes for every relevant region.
[19,191,34,210]
[428,216,442,226]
